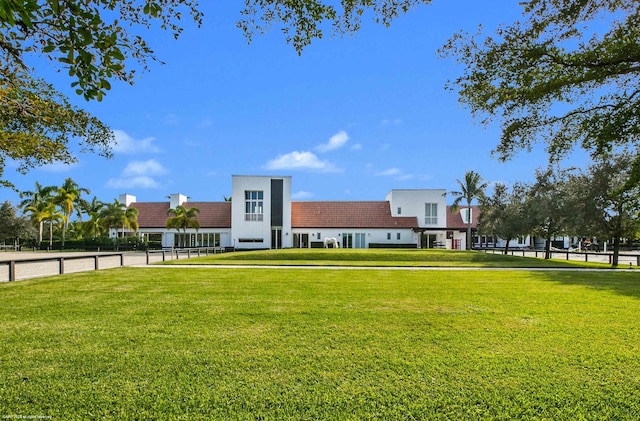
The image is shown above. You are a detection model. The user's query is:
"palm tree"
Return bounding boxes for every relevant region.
[81,196,106,239]
[22,201,50,247]
[166,205,200,248]
[53,178,90,247]
[42,202,63,247]
[19,182,55,247]
[100,200,139,240]
[449,170,488,250]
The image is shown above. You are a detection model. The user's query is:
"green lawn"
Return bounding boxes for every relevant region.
[163,248,612,268]
[1,266,639,419]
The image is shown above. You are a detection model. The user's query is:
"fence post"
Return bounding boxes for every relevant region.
[584,253,588,262]
[120,253,124,267]
[146,251,150,265]
[9,261,15,281]
[188,249,191,259]
[162,250,166,262]
[59,257,65,275]
[95,256,99,270]
[636,255,639,267]
[566,251,569,261]
[609,254,612,265]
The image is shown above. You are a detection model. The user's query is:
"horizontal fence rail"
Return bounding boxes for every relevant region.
[145,247,222,264]
[0,247,224,282]
[479,248,640,266]
[1,253,125,282]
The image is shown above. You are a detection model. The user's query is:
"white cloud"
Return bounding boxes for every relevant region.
[377,167,403,176]
[112,130,160,154]
[316,130,349,153]
[122,159,167,176]
[40,162,77,173]
[292,190,314,199]
[350,143,363,151]
[106,176,160,189]
[106,159,167,190]
[375,167,416,180]
[264,151,341,172]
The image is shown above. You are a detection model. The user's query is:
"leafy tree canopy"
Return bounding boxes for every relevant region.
[441,0,640,171]
[1,0,203,101]
[238,0,431,54]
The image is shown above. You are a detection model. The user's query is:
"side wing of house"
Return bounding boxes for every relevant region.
[291,201,418,248]
[132,199,232,248]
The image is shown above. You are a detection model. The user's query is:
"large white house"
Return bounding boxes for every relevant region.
[121,175,479,250]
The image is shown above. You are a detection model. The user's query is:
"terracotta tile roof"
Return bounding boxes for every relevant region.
[132,202,231,229]
[292,201,418,229]
[446,205,480,230]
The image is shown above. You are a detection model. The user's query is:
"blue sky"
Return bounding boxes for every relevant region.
[4,1,588,206]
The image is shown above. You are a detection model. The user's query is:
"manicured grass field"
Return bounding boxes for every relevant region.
[1,265,639,419]
[164,248,611,268]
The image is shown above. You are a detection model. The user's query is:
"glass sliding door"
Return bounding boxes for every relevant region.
[342,233,353,249]
[355,233,366,248]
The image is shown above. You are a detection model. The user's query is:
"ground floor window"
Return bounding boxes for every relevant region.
[174,232,221,248]
[199,233,221,247]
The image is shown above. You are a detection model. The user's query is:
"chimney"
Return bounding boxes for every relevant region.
[118,194,137,207]
[169,193,188,209]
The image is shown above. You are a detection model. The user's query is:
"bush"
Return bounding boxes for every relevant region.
[368,243,418,249]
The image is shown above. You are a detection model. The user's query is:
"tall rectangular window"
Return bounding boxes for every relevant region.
[425,203,438,225]
[245,190,264,221]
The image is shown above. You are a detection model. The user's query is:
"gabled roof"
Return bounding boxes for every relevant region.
[446,205,480,230]
[132,202,231,229]
[292,201,418,229]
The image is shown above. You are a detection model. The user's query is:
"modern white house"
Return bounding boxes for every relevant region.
[118,175,486,250]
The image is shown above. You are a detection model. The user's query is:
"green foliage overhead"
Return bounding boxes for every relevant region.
[441,0,640,169]
[0,71,114,188]
[0,0,203,101]
[238,0,431,54]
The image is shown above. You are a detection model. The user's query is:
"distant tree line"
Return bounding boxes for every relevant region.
[468,152,640,268]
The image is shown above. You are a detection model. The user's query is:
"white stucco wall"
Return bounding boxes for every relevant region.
[386,189,447,229]
[231,175,292,249]
[292,228,418,248]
